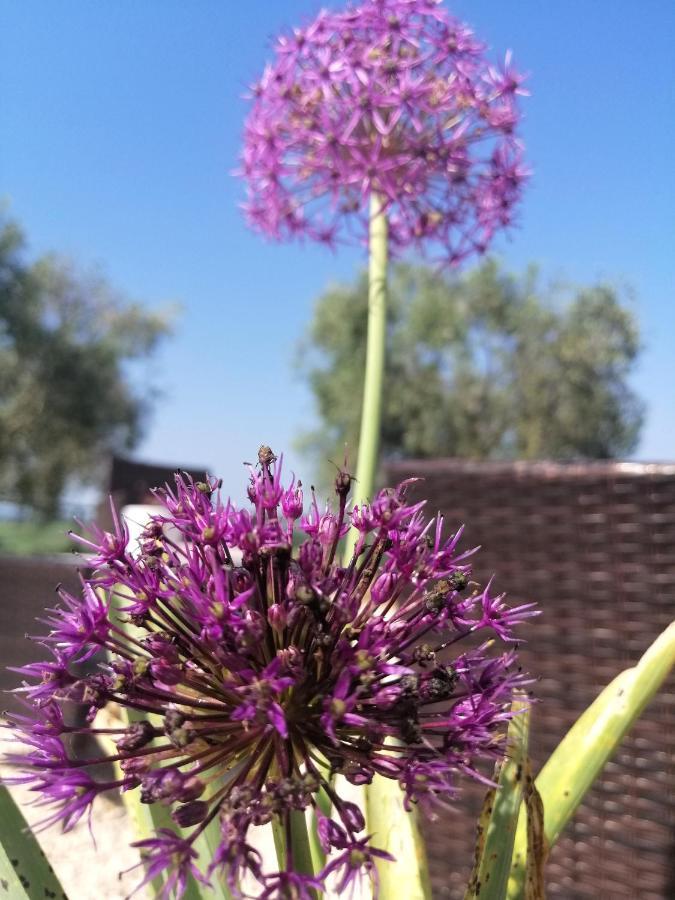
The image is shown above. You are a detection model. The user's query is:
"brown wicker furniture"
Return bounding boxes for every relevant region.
[386,459,675,899]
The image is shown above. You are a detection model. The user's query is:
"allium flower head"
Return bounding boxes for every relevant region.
[241,0,528,264]
[5,447,535,898]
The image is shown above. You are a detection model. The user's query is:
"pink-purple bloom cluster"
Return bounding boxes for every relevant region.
[6,447,534,898]
[240,0,528,264]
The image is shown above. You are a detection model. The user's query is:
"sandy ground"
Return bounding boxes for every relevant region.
[3,774,367,900]
[3,768,145,899]
[2,709,365,900]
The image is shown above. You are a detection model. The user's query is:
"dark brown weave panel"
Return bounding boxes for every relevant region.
[0,556,85,708]
[386,460,675,900]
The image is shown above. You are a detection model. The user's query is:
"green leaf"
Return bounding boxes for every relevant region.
[365,773,431,900]
[464,785,498,900]
[0,783,68,899]
[465,695,530,900]
[507,621,675,898]
[522,769,546,900]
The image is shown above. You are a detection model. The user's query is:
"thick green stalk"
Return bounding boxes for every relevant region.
[289,810,317,884]
[343,194,428,898]
[352,192,389,506]
[272,812,317,898]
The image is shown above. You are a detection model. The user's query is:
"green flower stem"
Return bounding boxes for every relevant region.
[290,810,317,879]
[273,812,317,898]
[356,190,388,502]
[341,194,429,899]
[344,192,388,562]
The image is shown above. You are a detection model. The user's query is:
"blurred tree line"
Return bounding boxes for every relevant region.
[0,211,645,518]
[0,214,173,519]
[297,260,643,489]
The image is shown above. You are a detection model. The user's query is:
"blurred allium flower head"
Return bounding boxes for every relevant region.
[240,0,529,264]
[6,447,535,898]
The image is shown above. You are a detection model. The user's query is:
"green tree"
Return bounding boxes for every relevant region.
[297,259,643,488]
[0,215,173,517]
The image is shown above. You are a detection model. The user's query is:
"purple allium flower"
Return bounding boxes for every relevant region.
[128,828,211,898]
[5,446,535,898]
[240,0,528,264]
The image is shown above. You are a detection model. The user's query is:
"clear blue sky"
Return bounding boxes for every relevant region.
[2,1,674,500]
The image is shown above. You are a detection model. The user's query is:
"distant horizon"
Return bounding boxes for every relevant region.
[2,0,674,501]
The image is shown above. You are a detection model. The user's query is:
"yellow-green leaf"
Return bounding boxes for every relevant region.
[464,784,498,900]
[523,770,546,900]
[465,696,530,900]
[507,620,675,898]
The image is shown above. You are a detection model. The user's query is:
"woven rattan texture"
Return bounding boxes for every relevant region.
[386,460,675,900]
[0,556,85,707]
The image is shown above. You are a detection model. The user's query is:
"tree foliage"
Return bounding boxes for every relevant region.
[0,215,172,517]
[297,259,643,487]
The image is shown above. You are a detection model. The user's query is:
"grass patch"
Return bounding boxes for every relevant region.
[0,519,72,556]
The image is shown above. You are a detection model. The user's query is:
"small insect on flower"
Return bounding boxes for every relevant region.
[4,445,535,898]
[240,0,529,265]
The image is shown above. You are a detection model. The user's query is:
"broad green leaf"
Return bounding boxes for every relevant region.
[366,772,431,900]
[507,620,675,898]
[465,696,530,900]
[0,783,68,899]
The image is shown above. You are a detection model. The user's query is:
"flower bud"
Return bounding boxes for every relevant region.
[281,482,303,520]
[140,767,185,804]
[115,720,155,753]
[371,572,397,606]
[172,800,209,827]
[178,776,206,803]
[149,657,182,686]
[267,603,287,633]
[334,469,352,498]
[317,814,348,852]
[164,709,195,749]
